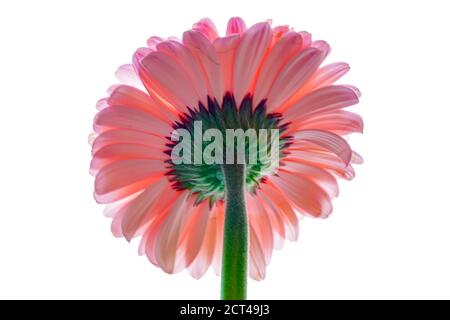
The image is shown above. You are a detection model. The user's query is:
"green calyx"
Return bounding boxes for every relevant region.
[165,93,290,204]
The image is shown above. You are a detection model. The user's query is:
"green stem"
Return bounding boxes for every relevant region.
[221,163,248,300]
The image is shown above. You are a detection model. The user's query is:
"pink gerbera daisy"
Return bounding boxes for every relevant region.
[90,17,363,299]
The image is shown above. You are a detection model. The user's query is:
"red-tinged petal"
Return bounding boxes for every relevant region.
[226,17,246,36]
[253,32,304,106]
[193,18,219,42]
[94,159,166,201]
[266,48,324,112]
[299,110,364,135]
[233,22,272,105]
[352,150,364,164]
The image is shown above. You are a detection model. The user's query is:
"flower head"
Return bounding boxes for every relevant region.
[90,17,363,282]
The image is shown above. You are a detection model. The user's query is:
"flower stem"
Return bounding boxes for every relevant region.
[221,163,248,300]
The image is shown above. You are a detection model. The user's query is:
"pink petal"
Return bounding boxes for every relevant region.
[281,161,339,198]
[226,17,246,36]
[114,64,145,91]
[94,159,165,204]
[108,85,176,122]
[155,40,209,107]
[192,18,219,42]
[212,202,224,276]
[233,22,272,105]
[292,129,353,165]
[183,31,223,101]
[179,201,210,267]
[249,224,267,280]
[253,32,304,106]
[154,192,192,274]
[283,85,360,130]
[187,207,217,279]
[94,105,172,136]
[271,170,333,218]
[259,182,299,241]
[213,35,240,95]
[120,179,171,241]
[266,47,324,112]
[139,51,201,113]
[146,36,164,50]
[91,129,166,155]
[299,110,364,135]
[247,194,274,265]
[90,143,166,173]
[285,148,355,180]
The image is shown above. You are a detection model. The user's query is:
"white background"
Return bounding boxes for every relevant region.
[1,0,449,299]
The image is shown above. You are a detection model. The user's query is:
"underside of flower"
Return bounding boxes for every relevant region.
[90,17,363,289]
[165,93,291,204]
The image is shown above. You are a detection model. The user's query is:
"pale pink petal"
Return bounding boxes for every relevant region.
[92,129,166,155]
[283,85,360,131]
[249,225,266,281]
[193,18,219,42]
[281,161,339,198]
[183,31,223,101]
[292,129,353,165]
[226,17,246,36]
[90,143,166,173]
[256,193,286,250]
[146,36,164,50]
[284,62,350,106]
[154,192,192,273]
[284,149,355,180]
[247,194,274,264]
[120,179,170,241]
[298,110,364,135]
[212,202,224,276]
[179,201,210,267]
[108,85,177,122]
[94,105,172,136]
[114,64,146,91]
[253,32,304,106]
[259,182,299,241]
[351,150,364,164]
[271,170,333,218]
[188,207,217,279]
[233,22,272,105]
[266,47,324,112]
